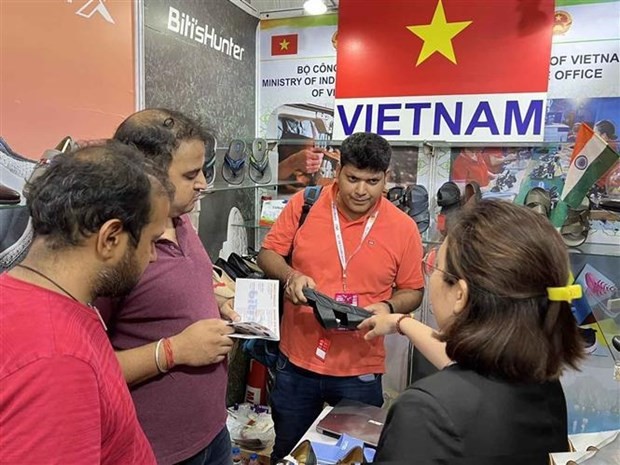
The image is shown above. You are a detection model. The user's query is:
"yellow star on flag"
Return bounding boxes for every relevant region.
[406,0,472,66]
[279,39,290,51]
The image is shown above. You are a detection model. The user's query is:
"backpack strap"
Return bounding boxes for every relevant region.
[285,185,323,261]
[298,185,323,229]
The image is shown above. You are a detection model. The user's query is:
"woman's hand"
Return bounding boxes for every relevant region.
[358,313,404,340]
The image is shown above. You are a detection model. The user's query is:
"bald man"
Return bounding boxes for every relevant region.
[97,109,237,465]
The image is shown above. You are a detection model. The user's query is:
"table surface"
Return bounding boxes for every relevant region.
[297,406,336,447]
[298,407,618,465]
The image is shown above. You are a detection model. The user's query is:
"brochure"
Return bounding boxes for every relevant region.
[231,278,280,341]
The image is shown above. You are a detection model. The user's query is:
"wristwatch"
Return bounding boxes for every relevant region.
[382,300,395,314]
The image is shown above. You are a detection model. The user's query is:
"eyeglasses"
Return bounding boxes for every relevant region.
[422,247,459,282]
[422,247,438,278]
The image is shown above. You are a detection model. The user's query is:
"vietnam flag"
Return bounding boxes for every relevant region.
[271,34,298,56]
[333,0,555,143]
[336,0,553,98]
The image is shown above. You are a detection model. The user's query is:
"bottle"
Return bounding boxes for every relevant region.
[248,453,259,465]
[232,446,243,465]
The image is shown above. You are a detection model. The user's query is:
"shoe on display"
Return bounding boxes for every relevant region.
[436,181,461,235]
[0,136,75,272]
[386,186,406,208]
[387,185,429,233]
[248,138,272,184]
[202,134,217,188]
[0,136,38,182]
[463,181,481,206]
[0,207,32,272]
[578,327,598,354]
[0,184,20,205]
[404,184,430,233]
[281,440,317,465]
[222,139,246,185]
[215,257,241,281]
[524,187,551,217]
[239,254,265,275]
[228,252,264,279]
[212,265,235,306]
[598,197,620,213]
[561,197,590,248]
[336,446,366,465]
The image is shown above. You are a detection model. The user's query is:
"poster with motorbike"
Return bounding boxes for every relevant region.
[448,0,620,247]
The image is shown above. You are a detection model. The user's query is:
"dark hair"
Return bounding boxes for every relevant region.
[438,200,583,383]
[113,108,211,169]
[340,132,391,172]
[594,120,617,140]
[25,141,169,250]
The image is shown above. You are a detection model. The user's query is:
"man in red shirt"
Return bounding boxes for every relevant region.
[0,143,170,464]
[258,132,425,461]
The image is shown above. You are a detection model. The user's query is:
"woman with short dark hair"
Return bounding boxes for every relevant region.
[360,200,584,463]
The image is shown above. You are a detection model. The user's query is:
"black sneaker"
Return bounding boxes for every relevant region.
[579,327,598,354]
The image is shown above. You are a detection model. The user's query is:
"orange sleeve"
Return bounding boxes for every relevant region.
[261,190,306,257]
[394,221,425,290]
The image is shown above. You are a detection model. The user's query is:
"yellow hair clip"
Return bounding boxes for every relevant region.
[547,284,583,302]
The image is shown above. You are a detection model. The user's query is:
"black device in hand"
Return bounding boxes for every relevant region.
[302,288,372,330]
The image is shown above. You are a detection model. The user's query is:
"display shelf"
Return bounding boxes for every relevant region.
[569,242,620,258]
[261,138,557,149]
[0,203,25,210]
[231,222,272,230]
[200,180,301,194]
[424,239,620,258]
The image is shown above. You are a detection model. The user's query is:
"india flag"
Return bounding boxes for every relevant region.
[561,124,619,209]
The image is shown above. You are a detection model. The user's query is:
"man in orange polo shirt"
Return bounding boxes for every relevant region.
[257,132,425,461]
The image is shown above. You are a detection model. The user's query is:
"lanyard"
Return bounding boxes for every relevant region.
[331,202,378,291]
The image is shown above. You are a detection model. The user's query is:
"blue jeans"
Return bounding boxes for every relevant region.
[176,426,231,465]
[270,354,383,462]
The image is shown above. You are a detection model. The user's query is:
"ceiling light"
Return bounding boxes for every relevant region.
[304,0,327,15]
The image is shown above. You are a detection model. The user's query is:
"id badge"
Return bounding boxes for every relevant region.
[334,292,359,306]
[315,337,331,362]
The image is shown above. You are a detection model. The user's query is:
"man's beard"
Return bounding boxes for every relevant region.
[93,245,142,299]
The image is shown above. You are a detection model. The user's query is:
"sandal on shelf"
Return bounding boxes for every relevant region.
[0,184,20,205]
[525,187,551,217]
[221,140,246,185]
[248,138,272,184]
[436,181,461,235]
[561,198,591,248]
[387,186,406,209]
[337,446,366,465]
[202,134,217,188]
[437,181,461,210]
[215,257,241,281]
[239,254,264,275]
[228,252,264,279]
[599,197,620,213]
[463,181,481,206]
[387,185,430,233]
[404,184,430,233]
[303,288,372,330]
[279,440,317,465]
[212,265,235,306]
